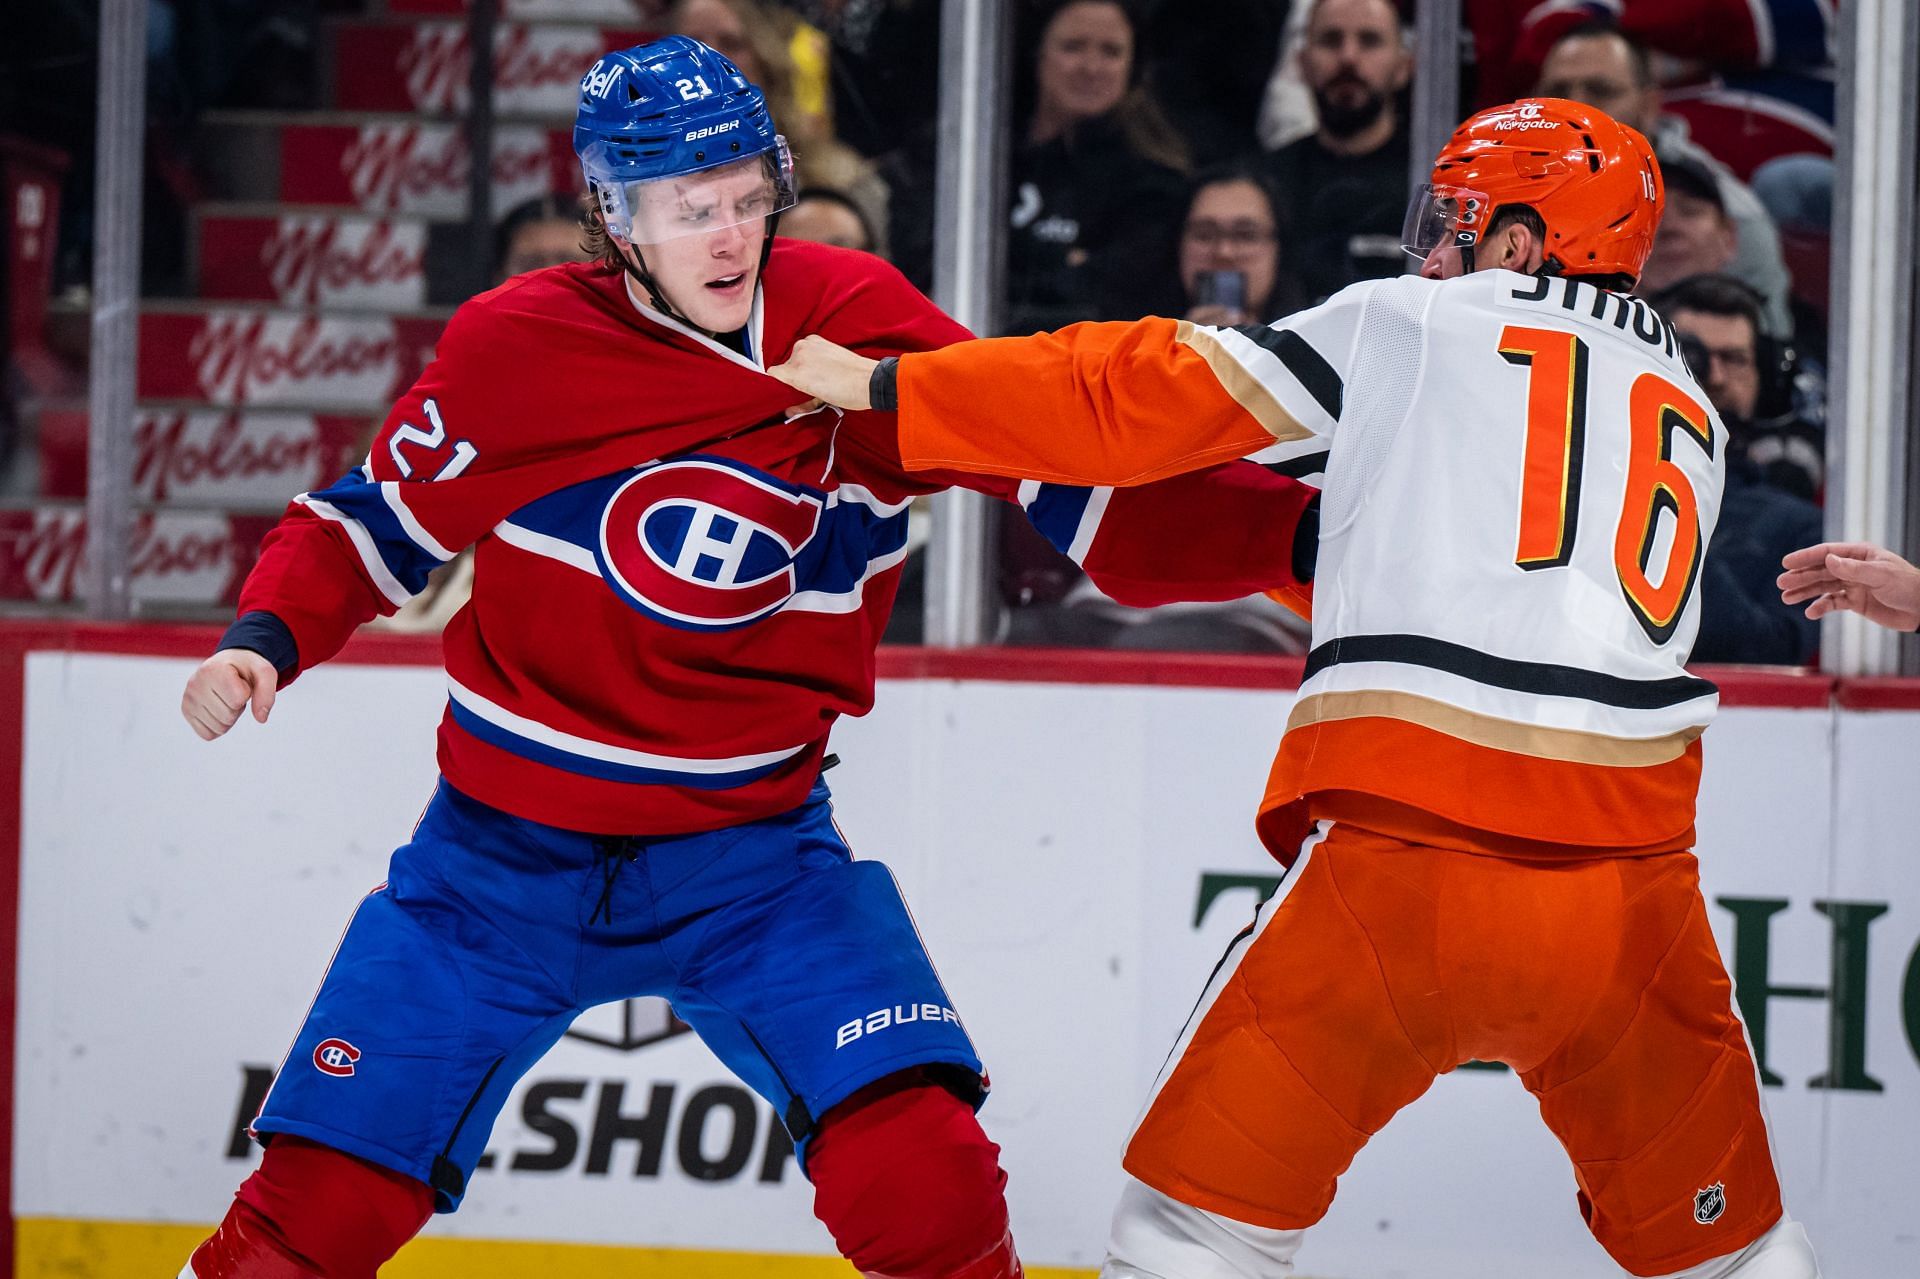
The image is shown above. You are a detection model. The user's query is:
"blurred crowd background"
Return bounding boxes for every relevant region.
[0,0,1852,664]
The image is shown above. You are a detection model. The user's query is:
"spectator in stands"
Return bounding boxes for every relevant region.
[1472,0,1830,110]
[1469,0,1837,198]
[782,187,879,253]
[1691,461,1822,664]
[1654,273,1822,502]
[1171,160,1301,326]
[1001,159,1312,654]
[1639,158,1737,293]
[1264,0,1412,304]
[1752,154,1832,243]
[1638,278,1822,665]
[1002,0,1190,334]
[671,0,889,255]
[494,194,591,281]
[1780,543,1920,633]
[1534,18,1794,336]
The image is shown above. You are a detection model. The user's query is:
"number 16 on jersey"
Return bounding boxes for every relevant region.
[1499,324,1716,645]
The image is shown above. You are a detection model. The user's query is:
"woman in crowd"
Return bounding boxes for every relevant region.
[1002,0,1190,334]
[1166,158,1301,326]
[1002,161,1312,654]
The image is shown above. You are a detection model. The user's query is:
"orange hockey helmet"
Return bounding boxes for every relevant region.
[1403,98,1664,282]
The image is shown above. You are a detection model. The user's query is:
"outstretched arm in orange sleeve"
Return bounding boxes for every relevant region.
[771,320,1322,488]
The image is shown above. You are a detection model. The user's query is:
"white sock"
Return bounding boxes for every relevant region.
[1651,1216,1821,1279]
[1101,1176,1304,1279]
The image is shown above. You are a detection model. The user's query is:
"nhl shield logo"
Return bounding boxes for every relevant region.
[1693,1182,1727,1225]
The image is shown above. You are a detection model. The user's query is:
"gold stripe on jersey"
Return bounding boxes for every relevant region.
[1175,321,1315,444]
[1287,689,1703,767]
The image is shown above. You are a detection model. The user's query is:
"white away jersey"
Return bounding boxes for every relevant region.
[892,268,1728,859]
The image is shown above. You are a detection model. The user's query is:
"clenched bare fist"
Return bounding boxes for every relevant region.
[181,648,280,740]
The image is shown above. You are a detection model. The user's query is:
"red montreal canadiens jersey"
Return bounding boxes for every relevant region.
[238,242,1317,834]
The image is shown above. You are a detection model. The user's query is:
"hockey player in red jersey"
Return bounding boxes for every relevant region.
[174,37,1320,1279]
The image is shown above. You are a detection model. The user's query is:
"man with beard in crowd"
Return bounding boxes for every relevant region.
[1265,0,1413,302]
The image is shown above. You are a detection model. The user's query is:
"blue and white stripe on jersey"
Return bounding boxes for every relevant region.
[296,464,457,607]
[444,676,809,788]
[788,483,914,615]
[1016,480,1113,564]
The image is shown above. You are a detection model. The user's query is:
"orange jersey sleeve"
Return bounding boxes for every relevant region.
[893,318,1318,487]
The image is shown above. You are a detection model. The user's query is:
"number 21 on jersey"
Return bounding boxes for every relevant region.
[1499,324,1715,645]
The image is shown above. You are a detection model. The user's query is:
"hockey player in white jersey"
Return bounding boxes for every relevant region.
[771,99,1824,1279]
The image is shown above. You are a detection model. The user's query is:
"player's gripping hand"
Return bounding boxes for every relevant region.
[181,648,279,740]
[768,335,878,410]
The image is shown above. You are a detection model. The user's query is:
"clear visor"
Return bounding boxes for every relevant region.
[1401,182,1491,264]
[619,142,796,246]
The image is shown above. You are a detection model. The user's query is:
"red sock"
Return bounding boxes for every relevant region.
[188,1200,321,1279]
[189,1137,434,1278]
[809,1075,1023,1279]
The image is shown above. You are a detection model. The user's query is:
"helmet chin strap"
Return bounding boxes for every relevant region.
[617,211,785,339]
[618,241,699,331]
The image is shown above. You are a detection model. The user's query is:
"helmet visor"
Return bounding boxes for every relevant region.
[619,142,796,245]
[1402,182,1491,265]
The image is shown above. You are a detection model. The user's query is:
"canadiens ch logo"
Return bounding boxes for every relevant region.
[597,456,824,629]
[1693,1182,1726,1225]
[313,1038,362,1077]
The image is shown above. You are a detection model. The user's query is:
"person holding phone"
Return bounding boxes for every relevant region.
[989,158,1314,653]
[1176,160,1301,328]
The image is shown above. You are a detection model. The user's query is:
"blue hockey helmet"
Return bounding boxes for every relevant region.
[574,36,795,244]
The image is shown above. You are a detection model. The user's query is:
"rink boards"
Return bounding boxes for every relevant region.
[3,625,1917,1278]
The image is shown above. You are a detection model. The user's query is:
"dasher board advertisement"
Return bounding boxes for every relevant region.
[8,635,1918,1277]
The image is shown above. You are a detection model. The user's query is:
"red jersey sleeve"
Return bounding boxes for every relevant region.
[234,303,541,681]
